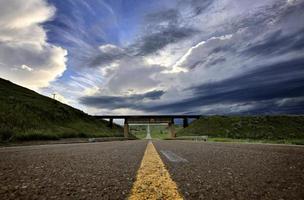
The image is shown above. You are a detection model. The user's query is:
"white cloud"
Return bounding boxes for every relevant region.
[170,40,206,73]
[21,64,33,72]
[53,92,69,104]
[0,0,55,29]
[99,44,124,53]
[105,58,164,95]
[0,0,67,90]
[170,34,233,73]
[287,0,299,5]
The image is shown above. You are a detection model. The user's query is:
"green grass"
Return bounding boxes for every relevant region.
[177,116,304,140]
[0,78,123,142]
[130,126,147,139]
[150,125,169,139]
[131,131,146,139]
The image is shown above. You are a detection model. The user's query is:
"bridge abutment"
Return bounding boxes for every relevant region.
[109,118,114,128]
[183,117,189,128]
[124,118,129,138]
[168,122,176,138]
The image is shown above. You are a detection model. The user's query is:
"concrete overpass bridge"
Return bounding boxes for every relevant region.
[95,115,201,138]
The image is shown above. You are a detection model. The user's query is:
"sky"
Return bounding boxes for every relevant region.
[0,0,304,115]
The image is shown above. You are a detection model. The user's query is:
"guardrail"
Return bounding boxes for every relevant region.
[88,137,129,142]
[176,136,208,141]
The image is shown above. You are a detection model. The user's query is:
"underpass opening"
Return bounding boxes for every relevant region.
[129,123,171,140]
[126,116,174,139]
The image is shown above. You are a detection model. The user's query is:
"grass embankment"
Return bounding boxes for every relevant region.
[177,116,304,145]
[0,78,123,142]
[130,126,146,139]
[206,138,304,145]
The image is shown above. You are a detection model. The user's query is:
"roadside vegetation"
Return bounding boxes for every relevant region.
[207,138,304,145]
[0,78,123,142]
[177,116,304,145]
[130,126,147,139]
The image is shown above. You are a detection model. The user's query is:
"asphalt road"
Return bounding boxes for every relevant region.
[154,141,304,200]
[1,140,304,200]
[0,141,147,200]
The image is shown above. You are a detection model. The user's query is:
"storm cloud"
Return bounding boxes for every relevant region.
[70,0,304,114]
[80,57,304,114]
[133,7,199,55]
[147,58,304,113]
[136,26,198,55]
[243,28,304,57]
[80,90,165,110]
[2,0,303,115]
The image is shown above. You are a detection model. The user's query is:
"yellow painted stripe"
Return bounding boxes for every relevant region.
[128,142,183,200]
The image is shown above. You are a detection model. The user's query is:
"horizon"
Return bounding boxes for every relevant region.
[0,0,304,115]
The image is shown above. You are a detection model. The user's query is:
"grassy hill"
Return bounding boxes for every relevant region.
[0,78,123,142]
[177,116,304,141]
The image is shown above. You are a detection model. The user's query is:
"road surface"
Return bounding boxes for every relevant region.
[154,141,304,200]
[0,141,147,200]
[0,140,303,199]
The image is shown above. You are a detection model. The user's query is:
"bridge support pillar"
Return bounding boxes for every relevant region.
[124,118,129,138]
[183,117,189,128]
[168,122,175,138]
[109,118,113,128]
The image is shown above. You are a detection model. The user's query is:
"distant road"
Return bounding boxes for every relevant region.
[145,125,152,139]
[1,140,303,199]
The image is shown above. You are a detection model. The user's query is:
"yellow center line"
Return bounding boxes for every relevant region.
[128,141,183,200]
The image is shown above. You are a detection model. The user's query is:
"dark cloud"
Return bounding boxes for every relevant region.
[232,1,304,57]
[243,28,304,57]
[132,0,215,55]
[242,99,304,115]
[142,90,165,100]
[136,26,197,55]
[188,60,205,69]
[80,90,165,110]
[209,46,231,55]
[89,49,125,67]
[80,58,304,114]
[149,58,304,113]
[187,0,213,15]
[145,9,180,25]
[208,57,226,67]
[133,7,199,55]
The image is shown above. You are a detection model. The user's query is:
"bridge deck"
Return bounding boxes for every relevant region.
[95,115,201,119]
